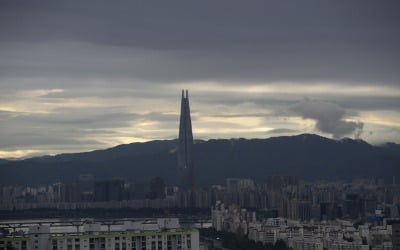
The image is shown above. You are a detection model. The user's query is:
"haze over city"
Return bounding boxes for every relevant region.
[0,0,399,158]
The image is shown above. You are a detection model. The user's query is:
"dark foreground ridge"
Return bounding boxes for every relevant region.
[0,134,399,185]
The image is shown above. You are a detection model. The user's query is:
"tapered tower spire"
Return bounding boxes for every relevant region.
[177,89,194,189]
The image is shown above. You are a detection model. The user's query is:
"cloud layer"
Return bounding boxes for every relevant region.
[0,1,399,158]
[290,99,364,139]
[1,0,399,85]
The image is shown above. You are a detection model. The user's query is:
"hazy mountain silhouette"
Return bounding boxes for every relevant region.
[0,134,399,186]
[0,159,9,165]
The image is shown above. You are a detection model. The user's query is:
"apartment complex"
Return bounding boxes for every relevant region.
[0,218,199,250]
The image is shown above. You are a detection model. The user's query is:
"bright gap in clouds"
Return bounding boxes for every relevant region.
[0,83,399,158]
[175,82,400,97]
[0,149,42,159]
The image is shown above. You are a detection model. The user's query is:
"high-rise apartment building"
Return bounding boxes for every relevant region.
[388,219,400,250]
[0,219,199,250]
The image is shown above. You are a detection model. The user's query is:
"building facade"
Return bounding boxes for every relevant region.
[0,219,199,250]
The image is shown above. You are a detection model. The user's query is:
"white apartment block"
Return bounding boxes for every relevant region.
[0,218,199,250]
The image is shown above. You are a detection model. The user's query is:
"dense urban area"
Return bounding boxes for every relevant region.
[1,176,400,249]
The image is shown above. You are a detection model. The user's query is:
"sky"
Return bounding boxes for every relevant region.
[0,0,399,158]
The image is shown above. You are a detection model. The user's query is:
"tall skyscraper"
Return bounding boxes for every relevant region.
[178,89,195,189]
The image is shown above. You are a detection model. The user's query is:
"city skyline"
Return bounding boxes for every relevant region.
[0,1,399,158]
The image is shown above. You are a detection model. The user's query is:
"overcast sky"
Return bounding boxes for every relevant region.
[0,0,399,158]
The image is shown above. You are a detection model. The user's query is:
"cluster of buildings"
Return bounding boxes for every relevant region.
[0,179,172,210]
[2,176,399,222]
[212,201,400,250]
[212,176,399,221]
[0,218,199,250]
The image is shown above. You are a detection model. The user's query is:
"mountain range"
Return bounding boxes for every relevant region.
[0,134,399,186]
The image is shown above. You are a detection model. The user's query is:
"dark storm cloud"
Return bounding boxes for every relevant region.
[290,99,364,139]
[0,0,399,85]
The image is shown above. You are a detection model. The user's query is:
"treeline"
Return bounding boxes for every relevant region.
[200,228,290,250]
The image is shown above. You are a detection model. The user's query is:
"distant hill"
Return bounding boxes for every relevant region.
[0,134,399,186]
[0,159,9,165]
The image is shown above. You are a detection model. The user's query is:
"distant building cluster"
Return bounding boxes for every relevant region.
[212,201,400,250]
[0,179,174,210]
[0,218,199,250]
[2,176,399,223]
